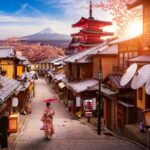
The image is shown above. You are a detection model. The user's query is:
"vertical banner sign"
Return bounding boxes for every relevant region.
[76,97,81,107]
[84,100,93,112]
[93,98,96,110]
[68,100,73,107]
[84,100,93,118]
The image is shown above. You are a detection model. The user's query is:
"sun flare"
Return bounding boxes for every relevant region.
[126,21,143,37]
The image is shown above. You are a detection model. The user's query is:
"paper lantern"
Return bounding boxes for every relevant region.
[8,114,19,133]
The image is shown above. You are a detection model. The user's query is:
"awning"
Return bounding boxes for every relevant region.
[66,79,98,93]
[58,82,65,89]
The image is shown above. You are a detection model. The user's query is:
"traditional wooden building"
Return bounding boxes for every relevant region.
[0,76,20,117]
[0,48,30,79]
[64,42,119,116]
[66,1,113,55]
[0,75,21,145]
[110,35,142,68]
[127,0,150,123]
[37,57,65,77]
[0,48,16,79]
[98,35,143,132]
[16,55,30,77]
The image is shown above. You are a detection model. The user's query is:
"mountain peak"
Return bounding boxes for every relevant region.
[20,27,71,41]
[39,28,56,34]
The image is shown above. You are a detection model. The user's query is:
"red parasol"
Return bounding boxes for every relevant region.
[43,98,58,103]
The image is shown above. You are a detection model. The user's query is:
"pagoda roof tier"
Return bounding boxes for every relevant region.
[72,17,112,28]
[71,30,113,37]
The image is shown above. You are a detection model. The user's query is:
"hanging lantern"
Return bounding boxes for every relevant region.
[8,113,19,133]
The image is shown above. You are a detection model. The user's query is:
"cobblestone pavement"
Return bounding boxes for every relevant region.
[14,78,143,150]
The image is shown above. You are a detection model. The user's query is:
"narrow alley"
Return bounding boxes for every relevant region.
[14,78,143,150]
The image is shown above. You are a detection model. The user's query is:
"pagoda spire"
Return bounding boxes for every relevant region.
[89,1,94,19]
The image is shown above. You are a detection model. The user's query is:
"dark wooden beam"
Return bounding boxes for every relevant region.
[127,0,143,9]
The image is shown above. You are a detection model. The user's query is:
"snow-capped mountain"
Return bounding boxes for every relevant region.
[20,28,71,41]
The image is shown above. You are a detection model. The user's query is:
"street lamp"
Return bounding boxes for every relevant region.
[97,70,103,135]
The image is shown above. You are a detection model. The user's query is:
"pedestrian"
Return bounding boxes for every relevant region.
[41,102,55,135]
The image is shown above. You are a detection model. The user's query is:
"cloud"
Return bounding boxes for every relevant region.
[46,0,113,22]
[0,3,74,39]
[0,12,74,39]
[0,1,115,39]
[14,3,44,17]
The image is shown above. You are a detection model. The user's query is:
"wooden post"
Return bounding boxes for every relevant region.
[147,128,150,149]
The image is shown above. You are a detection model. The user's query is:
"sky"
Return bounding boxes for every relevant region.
[0,0,114,39]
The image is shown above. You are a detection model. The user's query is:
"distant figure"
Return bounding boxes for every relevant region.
[41,102,55,136]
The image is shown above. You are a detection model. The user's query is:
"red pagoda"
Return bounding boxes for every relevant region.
[67,1,113,55]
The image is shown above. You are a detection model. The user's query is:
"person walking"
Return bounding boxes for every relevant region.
[41,102,55,136]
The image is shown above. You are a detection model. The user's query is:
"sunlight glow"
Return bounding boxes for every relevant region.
[126,21,143,37]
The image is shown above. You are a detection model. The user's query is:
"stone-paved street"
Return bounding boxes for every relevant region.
[14,78,143,150]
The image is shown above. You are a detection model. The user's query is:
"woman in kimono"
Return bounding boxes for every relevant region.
[41,102,55,136]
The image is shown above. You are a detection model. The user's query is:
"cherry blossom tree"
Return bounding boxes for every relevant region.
[93,0,142,36]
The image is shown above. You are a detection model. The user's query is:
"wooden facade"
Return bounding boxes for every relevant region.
[92,55,118,79]
[66,63,93,81]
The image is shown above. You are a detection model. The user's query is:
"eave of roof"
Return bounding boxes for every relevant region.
[72,17,112,28]
[64,42,107,63]
[128,55,150,63]
[71,30,113,36]
[0,49,15,59]
[0,76,20,103]
[66,79,99,93]
[89,45,118,55]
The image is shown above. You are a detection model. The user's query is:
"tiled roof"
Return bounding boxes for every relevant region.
[61,77,68,83]
[16,55,28,61]
[53,73,66,81]
[64,42,107,63]
[90,84,118,95]
[23,60,30,66]
[82,29,113,35]
[99,45,118,55]
[37,57,58,64]
[0,48,15,58]
[72,17,112,27]
[88,45,109,55]
[128,55,150,63]
[103,73,130,89]
[50,56,66,64]
[66,79,98,93]
[0,76,20,103]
